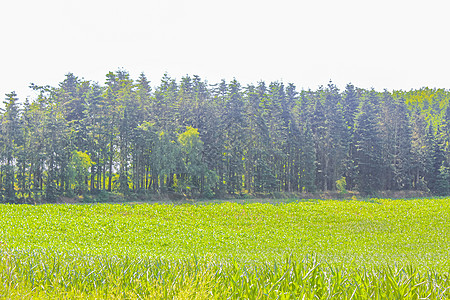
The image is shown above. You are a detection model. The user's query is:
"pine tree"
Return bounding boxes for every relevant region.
[424,125,446,194]
[440,102,450,168]
[131,73,152,192]
[310,90,328,191]
[222,79,246,194]
[42,94,70,202]
[244,83,273,193]
[435,162,450,196]
[342,83,360,130]
[353,91,383,194]
[341,84,360,190]
[284,83,302,192]
[324,83,348,191]
[1,92,22,202]
[410,108,429,190]
[300,121,316,192]
[380,93,412,190]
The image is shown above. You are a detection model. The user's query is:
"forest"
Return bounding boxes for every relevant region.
[1,70,449,202]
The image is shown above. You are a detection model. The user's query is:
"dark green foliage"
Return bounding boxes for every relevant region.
[300,122,316,192]
[1,92,21,202]
[380,93,413,190]
[0,72,449,201]
[424,126,447,194]
[353,91,383,194]
[435,162,450,195]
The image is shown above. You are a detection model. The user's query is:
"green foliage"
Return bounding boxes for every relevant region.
[68,151,94,194]
[336,176,347,193]
[178,126,200,148]
[0,198,449,298]
[0,72,450,201]
[177,126,216,196]
[435,163,450,196]
[0,199,448,266]
[1,251,448,299]
[353,92,383,194]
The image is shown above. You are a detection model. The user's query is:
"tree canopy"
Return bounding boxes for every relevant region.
[1,72,449,202]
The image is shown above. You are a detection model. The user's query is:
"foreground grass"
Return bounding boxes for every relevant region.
[0,198,449,298]
[1,251,449,299]
[0,251,450,299]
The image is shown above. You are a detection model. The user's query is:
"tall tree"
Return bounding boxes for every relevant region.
[353,91,383,194]
[1,92,22,202]
[222,79,246,194]
[380,93,412,190]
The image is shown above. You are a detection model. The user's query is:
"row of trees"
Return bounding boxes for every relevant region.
[1,71,449,202]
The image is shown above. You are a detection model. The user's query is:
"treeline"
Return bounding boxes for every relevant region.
[1,71,449,202]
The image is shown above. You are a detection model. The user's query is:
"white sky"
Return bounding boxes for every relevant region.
[1,0,450,102]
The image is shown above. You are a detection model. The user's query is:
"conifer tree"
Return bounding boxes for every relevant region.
[222,79,246,194]
[424,125,446,194]
[300,121,316,192]
[1,92,22,202]
[353,91,383,194]
[380,93,412,190]
[410,108,429,190]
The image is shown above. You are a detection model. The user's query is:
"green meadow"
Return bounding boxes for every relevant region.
[1,198,449,299]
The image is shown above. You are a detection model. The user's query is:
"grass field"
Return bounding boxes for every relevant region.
[1,198,449,299]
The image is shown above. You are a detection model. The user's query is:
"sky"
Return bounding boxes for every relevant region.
[1,0,450,102]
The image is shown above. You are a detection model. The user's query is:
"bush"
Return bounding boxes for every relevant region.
[336,177,347,193]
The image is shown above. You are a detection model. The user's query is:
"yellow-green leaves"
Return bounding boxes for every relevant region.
[68,151,94,193]
[178,126,202,149]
